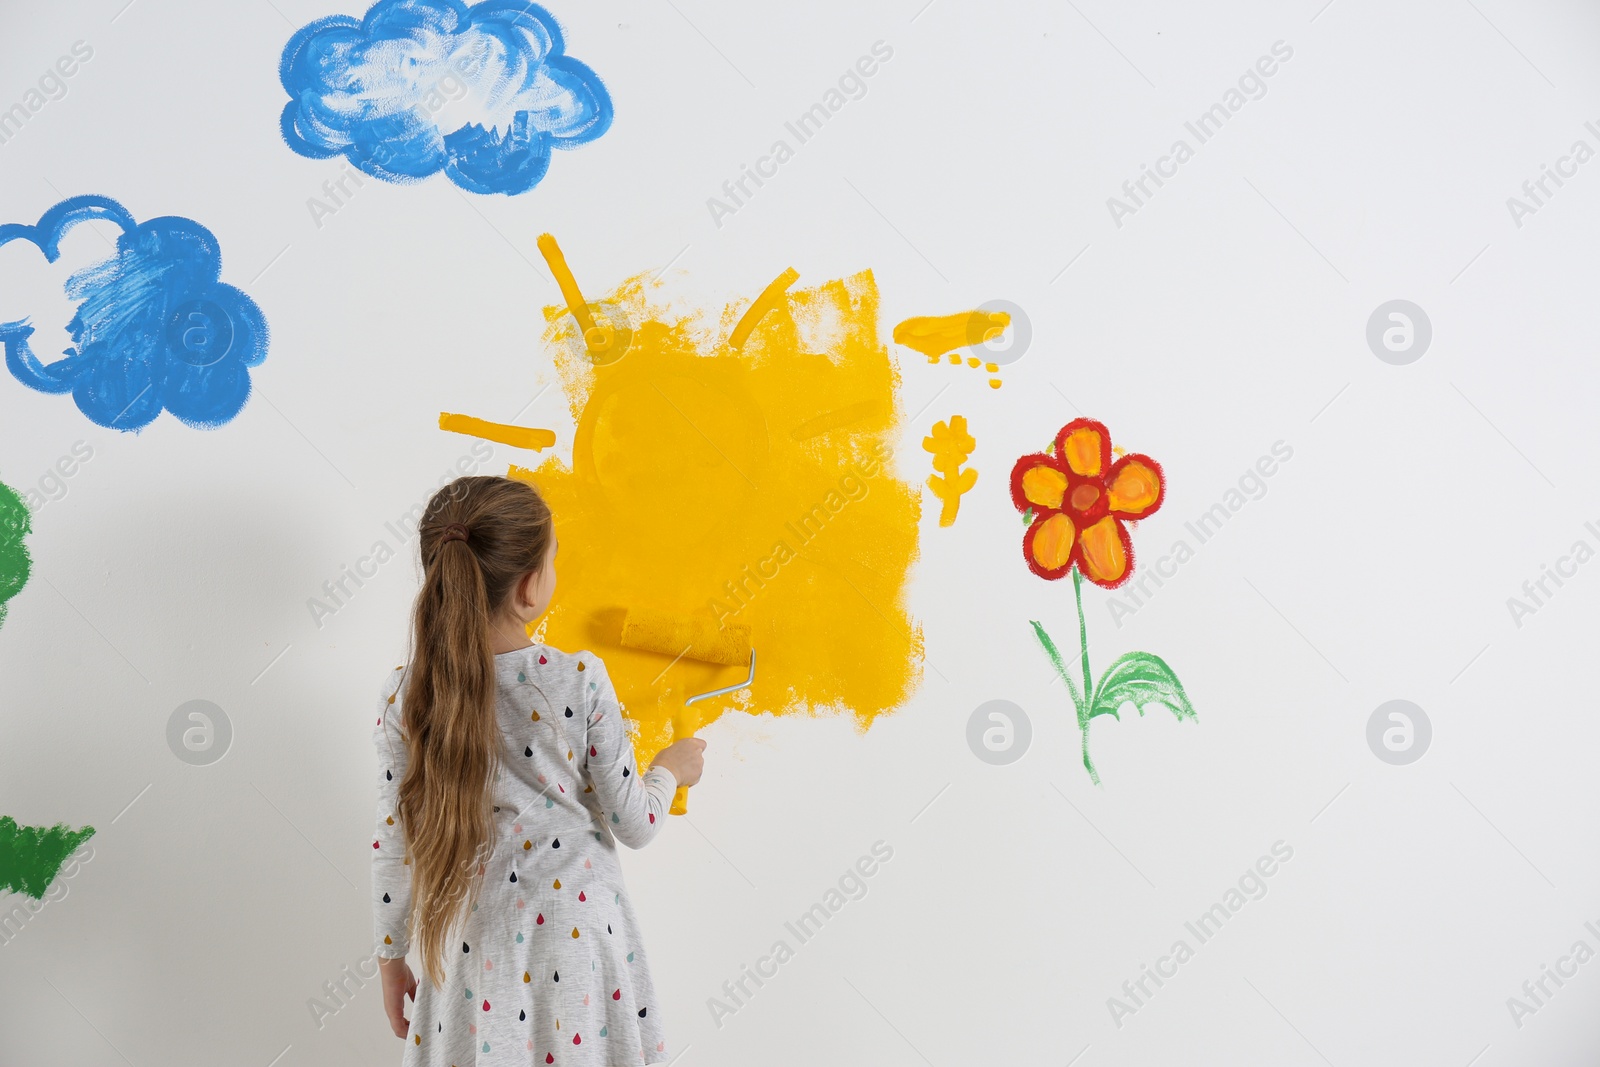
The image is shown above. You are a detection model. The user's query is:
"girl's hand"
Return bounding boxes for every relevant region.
[650,737,706,788]
[378,955,417,1038]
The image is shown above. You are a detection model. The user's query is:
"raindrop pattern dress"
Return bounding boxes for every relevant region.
[373,644,677,1065]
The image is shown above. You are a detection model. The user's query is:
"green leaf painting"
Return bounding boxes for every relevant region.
[1088,651,1198,724]
[0,476,30,628]
[0,817,95,899]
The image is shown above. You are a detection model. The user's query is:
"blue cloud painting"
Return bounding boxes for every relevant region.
[0,196,268,432]
[279,0,613,195]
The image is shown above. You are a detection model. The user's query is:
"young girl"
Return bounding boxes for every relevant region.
[372,475,705,1064]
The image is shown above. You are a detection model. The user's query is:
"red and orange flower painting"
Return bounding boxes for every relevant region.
[1011,418,1196,784]
[1011,418,1164,586]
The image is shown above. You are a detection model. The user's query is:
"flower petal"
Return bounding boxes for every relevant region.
[1078,515,1132,587]
[1021,463,1067,509]
[1055,418,1111,478]
[1023,513,1076,579]
[1105,454,1164,519]
[1009,454,1066,512]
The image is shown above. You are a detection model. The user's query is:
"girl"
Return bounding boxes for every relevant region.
[373,475,705,1064]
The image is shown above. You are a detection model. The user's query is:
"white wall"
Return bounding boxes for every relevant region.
[3,1,1599,1064]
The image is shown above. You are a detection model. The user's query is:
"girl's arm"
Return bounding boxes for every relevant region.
[583,657,679,848]
[372,671,416,1037]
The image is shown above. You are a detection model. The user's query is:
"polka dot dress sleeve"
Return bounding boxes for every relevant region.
[372,668,411,960]
[583,656,676,849]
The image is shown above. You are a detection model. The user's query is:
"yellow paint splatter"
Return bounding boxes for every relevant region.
[923,416,977,527]
[892,310,1009,389]
[506,244,923,768]
[439,413,557,451]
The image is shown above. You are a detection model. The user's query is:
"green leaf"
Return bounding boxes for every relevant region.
[1089,651,1198,723]
[1028,620,1082,713]
[0,477,32,629]
[0,817,94,899]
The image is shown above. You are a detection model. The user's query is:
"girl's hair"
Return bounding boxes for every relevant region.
[397,475,553,987]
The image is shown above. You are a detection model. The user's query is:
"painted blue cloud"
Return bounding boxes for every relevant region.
[0,195,269,431]
[279,0,613,195]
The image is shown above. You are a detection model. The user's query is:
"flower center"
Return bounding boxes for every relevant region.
[1069,484,1100,512]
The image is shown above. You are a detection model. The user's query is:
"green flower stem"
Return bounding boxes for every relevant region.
[1072,567,1092,712]
[1072,566,1098,784]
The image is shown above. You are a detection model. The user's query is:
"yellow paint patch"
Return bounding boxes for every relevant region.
[511,257,923,767]
[439,413,557,451]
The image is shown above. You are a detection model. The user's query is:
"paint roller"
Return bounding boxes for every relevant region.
[618,608,756,815]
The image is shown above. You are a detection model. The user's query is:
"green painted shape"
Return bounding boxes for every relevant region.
[1028,619,1083,712]
[0,817,95,899]
[0,478,31,628]
[1089,651,1199,724]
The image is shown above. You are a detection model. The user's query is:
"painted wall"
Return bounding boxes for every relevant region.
[3,1,1600,1064]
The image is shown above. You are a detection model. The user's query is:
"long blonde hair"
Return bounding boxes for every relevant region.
[397,475,552,987]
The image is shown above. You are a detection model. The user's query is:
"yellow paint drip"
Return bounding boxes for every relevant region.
[439,413,557,451]
[513,256,923,768]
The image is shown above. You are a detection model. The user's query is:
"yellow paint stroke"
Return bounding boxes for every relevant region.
[923,415,977,527]
[508,252,923,769]
[439,413,557,451]
[536,233,627,362]
[893,310,1010,389]
[728,267,799,350]
[788,399,885,441]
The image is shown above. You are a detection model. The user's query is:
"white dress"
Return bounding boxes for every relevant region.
[372,644,677,1066]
